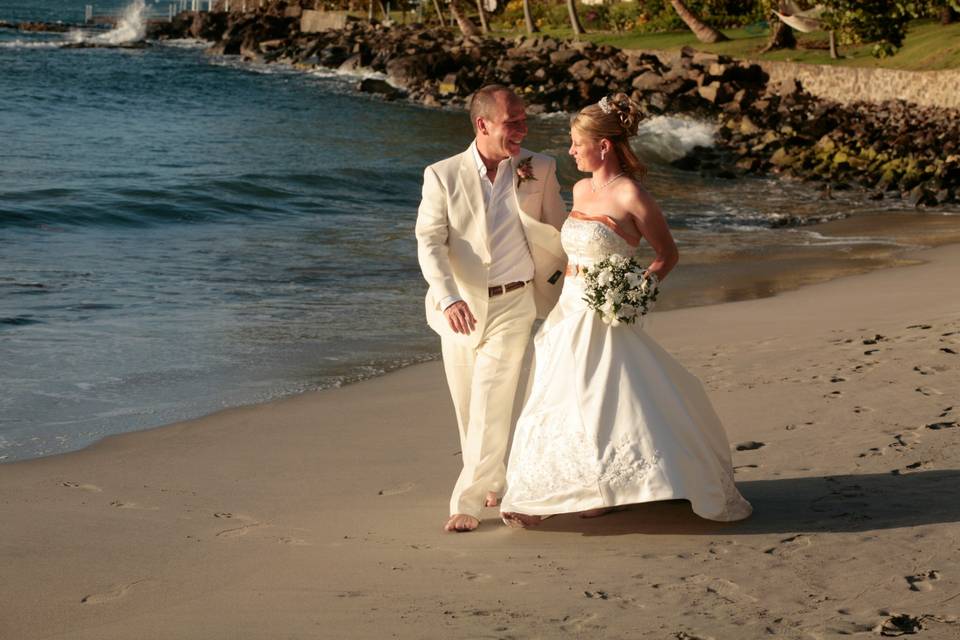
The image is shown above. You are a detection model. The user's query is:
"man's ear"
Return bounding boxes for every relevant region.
[476,117,487,136]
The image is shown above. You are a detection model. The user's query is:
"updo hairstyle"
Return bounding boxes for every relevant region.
[571,93,647,180]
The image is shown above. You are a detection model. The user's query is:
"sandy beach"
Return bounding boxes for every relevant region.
[2,243,958,640]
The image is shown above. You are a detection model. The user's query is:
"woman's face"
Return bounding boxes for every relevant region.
[569,127,602,173]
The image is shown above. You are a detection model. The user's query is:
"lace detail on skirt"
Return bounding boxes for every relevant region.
[599,435,661,491]
[505,408,597,505]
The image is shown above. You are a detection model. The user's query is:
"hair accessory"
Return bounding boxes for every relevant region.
[598,96,613,114]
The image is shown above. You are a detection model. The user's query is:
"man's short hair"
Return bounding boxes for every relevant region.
[469,85,518,133]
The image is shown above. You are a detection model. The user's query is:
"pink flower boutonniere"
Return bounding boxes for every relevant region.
[516,156,537,189]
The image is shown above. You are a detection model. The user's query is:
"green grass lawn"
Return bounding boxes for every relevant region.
[491,18,960,71]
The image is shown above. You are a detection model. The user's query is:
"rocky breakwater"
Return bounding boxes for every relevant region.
[149,13,958,207]
[713,86,960,207]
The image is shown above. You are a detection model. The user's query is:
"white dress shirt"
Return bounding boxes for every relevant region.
[441,142,535,311]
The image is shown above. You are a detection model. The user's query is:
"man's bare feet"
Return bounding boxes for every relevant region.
[500,512,543,528]
[444,514,479,532]
[484,491,500,508]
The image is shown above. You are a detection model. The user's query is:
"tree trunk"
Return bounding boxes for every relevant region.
[474,0,489,33]
[432,0,446,27]
[761,4,796,53]
[828,29,838,59]
[566,0,584,37]
[669,0,728,43]
[941,7,957,24]
[449,0,480,36]
[523,0,538,34]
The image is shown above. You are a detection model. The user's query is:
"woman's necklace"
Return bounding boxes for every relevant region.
[591,172,624,192]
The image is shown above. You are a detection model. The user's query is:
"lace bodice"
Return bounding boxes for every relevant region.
[561,212,639,267]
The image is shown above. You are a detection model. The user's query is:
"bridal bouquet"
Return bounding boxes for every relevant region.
[582,254,659,326]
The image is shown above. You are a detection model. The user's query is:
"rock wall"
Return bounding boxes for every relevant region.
[758,61,960,111]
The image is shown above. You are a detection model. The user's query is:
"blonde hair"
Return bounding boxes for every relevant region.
[571,93,647,181]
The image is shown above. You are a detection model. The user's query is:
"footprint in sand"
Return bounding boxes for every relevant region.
[212,512,264,538]
[62,481,102,493]
[916,386,944,396]
[891,461,930,476]
[735,441,765,451]
[764,534,812,556]
[378,482,416,496]
[559,612,602,633]
[463,571,494,582]
[925,421,958,431]
[109,500,158,511]
[81,579,149,604]
[905,571,940,592]
[215,522,265,539]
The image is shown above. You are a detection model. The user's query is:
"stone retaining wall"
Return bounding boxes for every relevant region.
[630,49,960,110]
[758,61,960,110]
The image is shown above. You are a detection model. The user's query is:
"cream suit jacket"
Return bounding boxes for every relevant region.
[415,146,568,347]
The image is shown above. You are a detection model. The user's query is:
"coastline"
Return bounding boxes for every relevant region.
[2,241,958,639]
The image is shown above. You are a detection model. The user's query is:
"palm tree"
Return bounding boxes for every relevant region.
[431,0,447,27]
[669,0,728,43]
[474,0,489,33]
[566,0,585,37]
[449,0,480,36]
[523,0,538,34]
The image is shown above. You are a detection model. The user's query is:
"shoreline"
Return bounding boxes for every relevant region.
[2,240,958,638]
[4,216,960,466]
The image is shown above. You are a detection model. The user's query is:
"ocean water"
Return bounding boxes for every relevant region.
[2,1,958,462]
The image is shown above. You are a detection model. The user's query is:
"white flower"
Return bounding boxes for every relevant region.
[597,269,613,287]
[620,304,637,319]
[625,271,642,288]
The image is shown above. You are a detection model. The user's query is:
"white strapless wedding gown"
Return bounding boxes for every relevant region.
[500,212,752,521]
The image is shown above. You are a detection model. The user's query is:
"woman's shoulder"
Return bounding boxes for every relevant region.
[571,178,592,198]
[613,178,657,212]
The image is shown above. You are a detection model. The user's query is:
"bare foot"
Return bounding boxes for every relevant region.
[444,514,479,533]
[484,492,500,508]
[579,506,624,518]
[501,512,543,528]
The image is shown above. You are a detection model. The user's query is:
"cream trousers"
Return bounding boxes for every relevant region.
[441,286,536,518]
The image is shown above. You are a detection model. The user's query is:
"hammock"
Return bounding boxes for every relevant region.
[773,1,825,33]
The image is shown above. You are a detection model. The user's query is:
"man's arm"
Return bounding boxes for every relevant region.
[414,166,477,335]
[414,166,460,303]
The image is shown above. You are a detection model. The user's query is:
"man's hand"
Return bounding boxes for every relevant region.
[444,301,477,335]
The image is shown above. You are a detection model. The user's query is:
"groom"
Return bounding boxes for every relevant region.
[415,85,568,532]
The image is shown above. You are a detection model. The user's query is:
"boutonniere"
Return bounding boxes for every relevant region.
[516,156,536,189]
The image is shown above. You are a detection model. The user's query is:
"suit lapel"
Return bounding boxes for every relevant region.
[458,148,490,260]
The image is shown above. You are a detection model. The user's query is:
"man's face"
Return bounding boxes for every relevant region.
[478,93,528,160]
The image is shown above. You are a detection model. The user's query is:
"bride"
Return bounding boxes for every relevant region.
[500,94,752,526]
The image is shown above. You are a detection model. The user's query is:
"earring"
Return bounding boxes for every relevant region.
[600,149,606,161]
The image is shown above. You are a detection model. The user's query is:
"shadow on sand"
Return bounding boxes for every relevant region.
[495,470,960,536]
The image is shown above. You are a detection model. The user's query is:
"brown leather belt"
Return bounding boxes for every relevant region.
[488,279,532,297]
